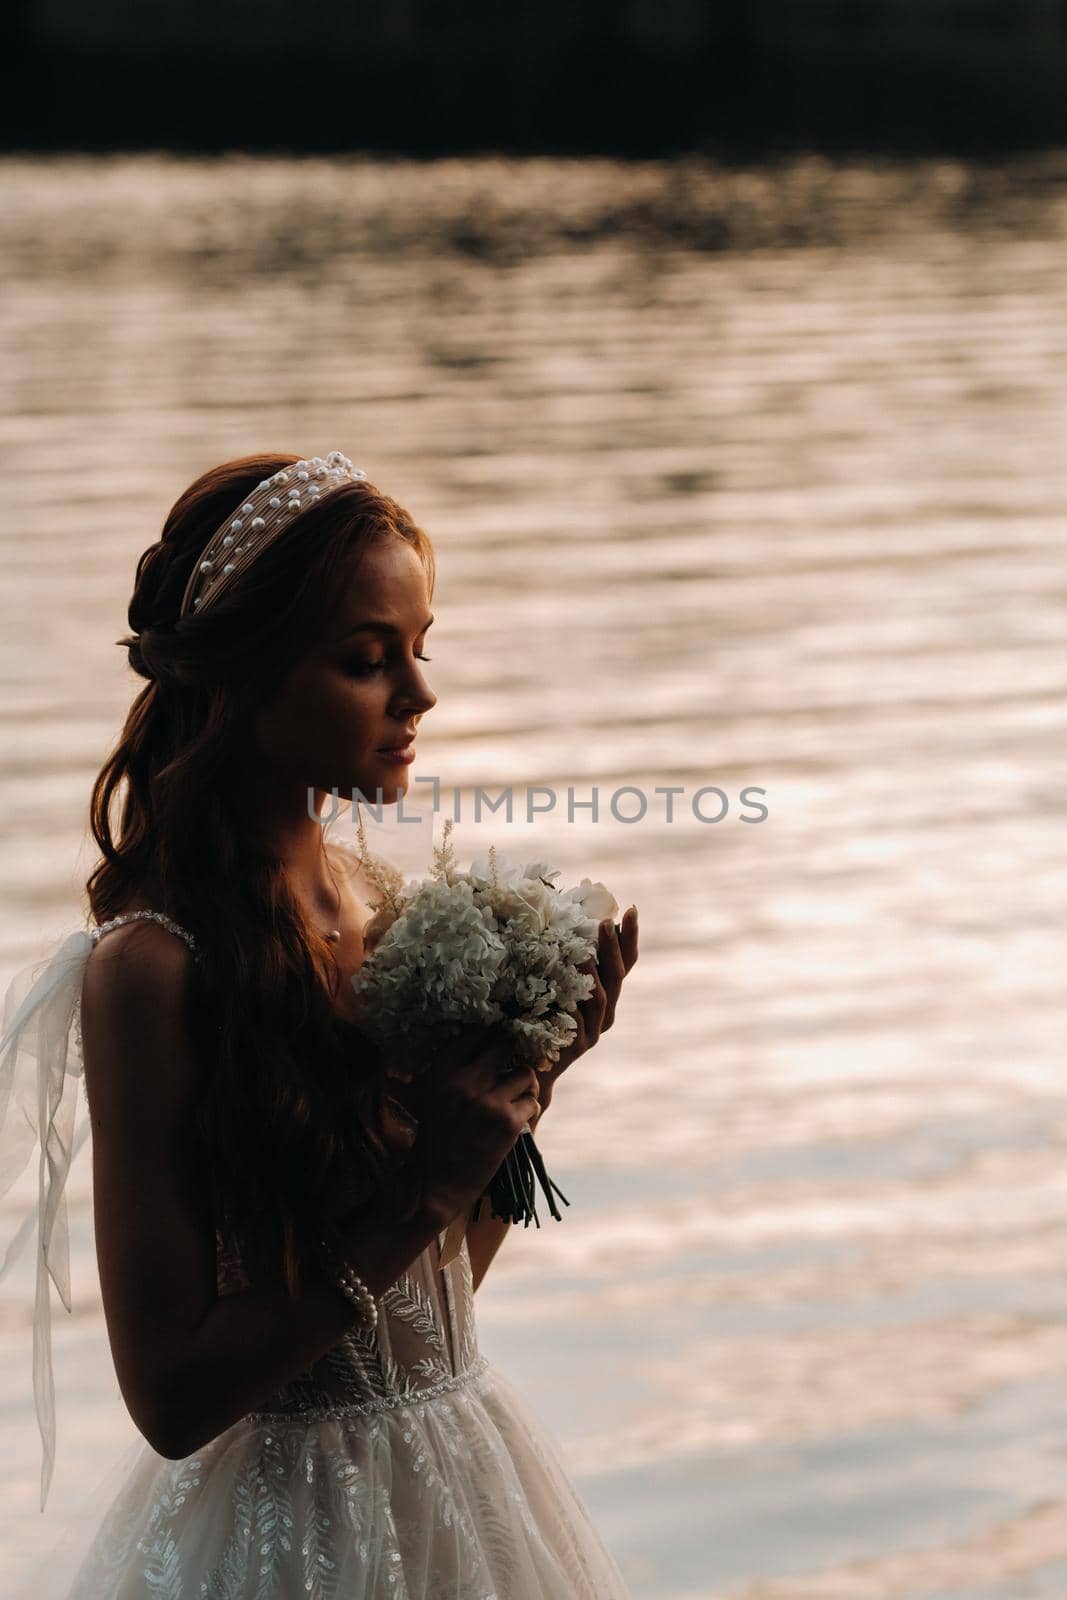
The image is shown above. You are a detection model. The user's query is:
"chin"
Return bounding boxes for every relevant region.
[347,772,410,807]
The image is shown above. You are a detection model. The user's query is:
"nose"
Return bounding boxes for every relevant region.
[396,659,436,718]
[406,682,436,716]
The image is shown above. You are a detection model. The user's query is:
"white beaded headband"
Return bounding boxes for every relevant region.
[178,450,367,619]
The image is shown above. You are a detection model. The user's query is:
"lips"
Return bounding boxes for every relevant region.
[377,735,416,753]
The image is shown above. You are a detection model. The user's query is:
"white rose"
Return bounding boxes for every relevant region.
[558,878,618,923]
[491,880,558,932]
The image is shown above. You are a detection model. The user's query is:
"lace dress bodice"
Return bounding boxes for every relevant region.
[216,1219,485,1426]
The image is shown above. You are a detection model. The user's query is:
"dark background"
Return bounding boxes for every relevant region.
[8,0,1067,158]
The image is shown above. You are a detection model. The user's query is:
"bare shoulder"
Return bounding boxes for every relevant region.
[81,920,203,1115]
[83,917,196,1003]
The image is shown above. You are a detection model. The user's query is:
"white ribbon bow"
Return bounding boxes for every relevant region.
[0,928,95,1511]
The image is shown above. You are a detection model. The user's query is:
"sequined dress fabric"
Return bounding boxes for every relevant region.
[56,914,632,1599]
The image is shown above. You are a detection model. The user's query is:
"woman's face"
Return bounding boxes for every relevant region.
[252,536,437,805]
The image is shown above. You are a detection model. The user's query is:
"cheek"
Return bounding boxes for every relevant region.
[260,678,381,762]
[328,678,388,741]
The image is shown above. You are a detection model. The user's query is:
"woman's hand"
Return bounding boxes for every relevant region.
[535,905,639,1112]
[389,1026,541,1221]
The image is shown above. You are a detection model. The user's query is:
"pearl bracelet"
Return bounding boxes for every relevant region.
[318,1236,378,1331]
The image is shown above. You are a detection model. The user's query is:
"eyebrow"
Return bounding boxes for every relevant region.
[340,615,434,640]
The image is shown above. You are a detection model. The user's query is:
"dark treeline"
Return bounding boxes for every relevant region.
[8,0,1067,158]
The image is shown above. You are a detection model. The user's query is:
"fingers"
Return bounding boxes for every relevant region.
[603,907,639,1026]
[588,951,608,1028]
[579,915,625,1035]
[474,1037,523,1094]
[618,905,639,972]
[596,917,624,1030]
[432,1025,514,1106]
[513,1066,543,1131]
[571,906,638,1045]
[505,1065,540,1105]
[486,1063,540,1140]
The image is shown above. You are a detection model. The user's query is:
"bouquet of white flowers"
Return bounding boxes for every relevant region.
[349,817,618,1266]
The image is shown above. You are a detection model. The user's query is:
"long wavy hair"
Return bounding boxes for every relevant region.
[85,452,436,1296]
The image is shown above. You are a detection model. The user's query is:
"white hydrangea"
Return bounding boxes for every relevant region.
[350,822,619,1076]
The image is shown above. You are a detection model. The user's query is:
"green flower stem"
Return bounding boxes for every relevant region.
[484,1129,571,1228]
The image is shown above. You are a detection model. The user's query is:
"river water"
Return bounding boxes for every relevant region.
[2,151,1067,1599]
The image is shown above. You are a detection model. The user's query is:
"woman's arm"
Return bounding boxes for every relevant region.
[466,1210,511,1294]
[81,922,454,1461]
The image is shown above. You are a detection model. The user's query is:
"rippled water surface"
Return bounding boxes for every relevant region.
[1,152,1067,1599]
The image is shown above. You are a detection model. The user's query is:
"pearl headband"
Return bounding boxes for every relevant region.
[178,450,367,619]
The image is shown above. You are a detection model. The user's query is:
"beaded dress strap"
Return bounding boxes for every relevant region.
[89,909,200,956]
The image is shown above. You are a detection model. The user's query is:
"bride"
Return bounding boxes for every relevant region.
[0,450,638,1598]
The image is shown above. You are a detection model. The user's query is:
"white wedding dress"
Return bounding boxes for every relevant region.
[0,909,632,1600]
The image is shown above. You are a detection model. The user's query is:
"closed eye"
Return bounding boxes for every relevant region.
[348,654,432,676]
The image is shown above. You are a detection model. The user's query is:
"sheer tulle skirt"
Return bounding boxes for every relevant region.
[23,1357,630,1600]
